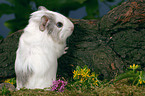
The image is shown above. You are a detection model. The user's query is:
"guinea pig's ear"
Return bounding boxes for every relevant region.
[38,6,47,11]
[39,15,49,32]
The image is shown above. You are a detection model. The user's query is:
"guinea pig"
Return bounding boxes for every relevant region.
[15,6,74,90]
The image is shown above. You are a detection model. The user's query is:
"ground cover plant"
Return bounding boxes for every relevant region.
[0,64,145,96]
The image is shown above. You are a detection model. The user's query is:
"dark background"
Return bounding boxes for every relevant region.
[0,0,126,38]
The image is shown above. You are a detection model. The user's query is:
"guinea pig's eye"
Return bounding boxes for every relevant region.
[56,22,63,28]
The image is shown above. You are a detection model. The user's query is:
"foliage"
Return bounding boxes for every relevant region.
[0,35,3,40]
[4,78,16,86]
[0,0,125,37]
[1,85,11,96]
[115,64,145,86]
[71,65,101,91]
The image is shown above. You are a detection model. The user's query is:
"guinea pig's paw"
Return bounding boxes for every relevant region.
[16,87,20,91]
[64,47,69,54]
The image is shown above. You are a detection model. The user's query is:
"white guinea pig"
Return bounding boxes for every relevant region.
[15,6,74,90]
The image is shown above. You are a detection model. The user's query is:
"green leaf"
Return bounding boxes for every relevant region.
[83,65,88,69]
[75,0,87,4]
[91,72,96,77]
[6,0,15,5]
[2,85,10,95]
[100,0,104,2]
[34,0,82,16]
[5,18,28,33]
[0,4,13,17]
[84,0,99,19]
[141,71,145,81]
[76,66,81,71]
[9,78,16,85]
[106,0,115,2]
[115,71,139,82]
[0,36,4,40]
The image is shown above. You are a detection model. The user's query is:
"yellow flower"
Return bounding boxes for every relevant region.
[133,64,135,67]
[87,75,90,77]
[130,65,132,68]
[4,79,14,85]
[80,68,90,78]
[82,73,88,77]
[93,80,98,86]
[95,80,98,83]
[80,78,85,82]
[130,64,139,69]
[139,80,142,84]
[86,69,90,73]
[4,79,10,83]
[73,70,79,79]
[73,70,75,74]
[138,79,145,85]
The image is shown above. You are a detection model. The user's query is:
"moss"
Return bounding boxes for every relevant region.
[1,79,145,96]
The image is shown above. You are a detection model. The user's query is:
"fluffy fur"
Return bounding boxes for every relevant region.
[15,6,74,90]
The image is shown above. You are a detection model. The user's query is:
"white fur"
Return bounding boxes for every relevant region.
[15,6,74,90]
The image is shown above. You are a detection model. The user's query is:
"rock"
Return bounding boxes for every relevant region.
[0,83,15,92]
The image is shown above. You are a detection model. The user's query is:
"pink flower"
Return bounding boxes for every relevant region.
[51,79,67,92]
